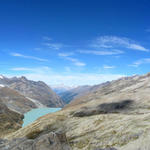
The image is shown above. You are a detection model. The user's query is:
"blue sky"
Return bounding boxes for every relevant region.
[1,0,150,86]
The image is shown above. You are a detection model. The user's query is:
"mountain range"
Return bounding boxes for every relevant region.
[3,73,150,149]
[2,72,150,150]
[0,75,64,114]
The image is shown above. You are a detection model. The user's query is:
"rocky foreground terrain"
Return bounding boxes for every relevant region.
[0,99,23,137]
[3,73,150,149]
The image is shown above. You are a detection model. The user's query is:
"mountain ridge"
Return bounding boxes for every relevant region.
[0,75,64,108]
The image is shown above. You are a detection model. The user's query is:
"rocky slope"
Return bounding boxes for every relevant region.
[0,86,36,114]
[0,99,23,137]
[5,72,150,150]
[0,75,64,108]
[0,132,71,150]
[59,85,92,104]
[59,82,111,104]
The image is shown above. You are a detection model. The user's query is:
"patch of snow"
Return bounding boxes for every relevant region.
[0,75,4,79]
[0,84,5,87]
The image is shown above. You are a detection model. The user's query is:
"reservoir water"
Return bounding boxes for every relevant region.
[23,107,61,127]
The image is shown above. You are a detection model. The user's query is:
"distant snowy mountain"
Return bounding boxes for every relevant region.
[51,84,76,94]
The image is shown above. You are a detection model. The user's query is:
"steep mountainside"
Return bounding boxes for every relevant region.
[66,74,149,108]
[5,72,150,150]
[59,82,110,104]
[0,86,36,114]
[0,99,23,137]
[0,75,64,108]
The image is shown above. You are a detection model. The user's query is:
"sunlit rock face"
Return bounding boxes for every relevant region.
[0,75,64,108]
[0,86,37,114]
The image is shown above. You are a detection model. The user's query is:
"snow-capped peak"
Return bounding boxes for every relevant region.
[0,75,4,79]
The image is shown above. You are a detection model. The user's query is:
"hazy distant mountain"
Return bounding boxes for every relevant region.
[0,75,64,108]
[51,84,76,94]
[59,85,93,104]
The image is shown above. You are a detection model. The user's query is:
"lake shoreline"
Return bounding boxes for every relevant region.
[22,107,61,127]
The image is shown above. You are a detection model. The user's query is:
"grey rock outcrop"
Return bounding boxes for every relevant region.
[0,132,71,150]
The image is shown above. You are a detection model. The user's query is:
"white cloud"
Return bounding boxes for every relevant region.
[10,66,124,86]
[43,43,63,50]
[58,52,74,57]
[58,53,86,66]
[11,67,33,71]
[65,57,86,66]
[91,36,149,52]
[130,58,150,67]
[26,73,124,86]
[78,49,124,55]
[127,44,148,51]
[103,65,116,69]
[11,66,51,72]
[10,53,48,62]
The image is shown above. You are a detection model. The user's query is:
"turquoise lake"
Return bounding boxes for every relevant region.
[23,107,61,127]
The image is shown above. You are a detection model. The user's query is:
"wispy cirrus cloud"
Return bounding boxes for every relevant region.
[78,49,124,55]
[42,36,64,50]
[58,52,74,57]
[11,67,33,71]
[10,53,48,62]
[130,58,150,67]
[65,57,86,66]
[58,53,86,66]
[11,66,51,72]
[91,36,149,52]
[43,43,63,50]
[103,65,116,69]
